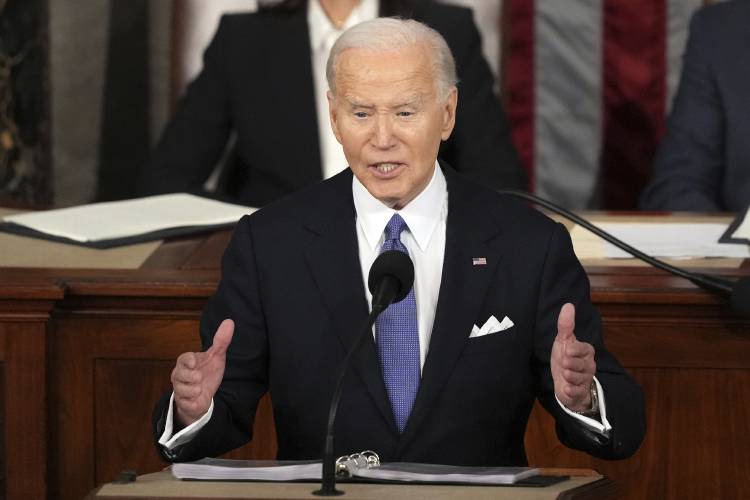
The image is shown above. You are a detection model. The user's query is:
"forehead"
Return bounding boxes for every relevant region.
[334,44,436,99]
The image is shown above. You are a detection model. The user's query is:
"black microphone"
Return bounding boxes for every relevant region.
[497,189,750,317]
[314,250,415,496]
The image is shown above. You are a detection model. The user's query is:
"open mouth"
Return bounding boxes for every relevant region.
[370,162,405,177]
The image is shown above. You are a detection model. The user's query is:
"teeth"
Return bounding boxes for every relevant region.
[375,163,399,173]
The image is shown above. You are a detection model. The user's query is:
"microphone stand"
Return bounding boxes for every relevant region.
[313,303,387,496]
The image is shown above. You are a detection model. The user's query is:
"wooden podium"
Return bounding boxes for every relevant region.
[87,469,614,500]
[1,213,749,499]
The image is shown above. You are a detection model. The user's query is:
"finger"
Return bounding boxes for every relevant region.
[172,368,202,385]
[176,352,198,370]
[564,340,594,359]
[563,369,591,386]
[208,319,235,357]
[556,303,576,342]
[562,356,585,372]
[173,381,202,399]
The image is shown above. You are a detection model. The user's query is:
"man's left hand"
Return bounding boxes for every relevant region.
[551,303,596,412]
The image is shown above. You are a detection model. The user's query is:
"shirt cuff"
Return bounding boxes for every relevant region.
[157,392,214,450]
[555,376,612,435]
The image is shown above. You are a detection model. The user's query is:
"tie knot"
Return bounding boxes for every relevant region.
[384,214,407,242]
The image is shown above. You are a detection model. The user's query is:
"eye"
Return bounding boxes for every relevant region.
[354,111,369,118]
[397,111,414,117]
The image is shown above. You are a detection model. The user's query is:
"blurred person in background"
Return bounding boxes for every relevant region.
[640,0,750,212]
[137,0,526,207]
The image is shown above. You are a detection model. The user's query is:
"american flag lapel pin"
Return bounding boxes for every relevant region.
[472,257,487,266]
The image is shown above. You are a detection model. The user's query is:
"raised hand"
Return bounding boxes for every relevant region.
[171,319,235,426]
[550,303,596,412]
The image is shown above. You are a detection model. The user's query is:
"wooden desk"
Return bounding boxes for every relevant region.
[1,215,749,499]
[87,469,613,500]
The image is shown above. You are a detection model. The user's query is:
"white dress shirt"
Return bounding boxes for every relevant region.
[308,0,378,180]
[353,163,447,370]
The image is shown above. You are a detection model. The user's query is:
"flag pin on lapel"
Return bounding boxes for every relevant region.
[472,257,487,266]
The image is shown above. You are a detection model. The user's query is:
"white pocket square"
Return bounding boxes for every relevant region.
[469,315,514,338]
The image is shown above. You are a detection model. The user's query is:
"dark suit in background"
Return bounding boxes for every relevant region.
[152,166,645,465]
[137,1,526,207]
[640,0,750,212]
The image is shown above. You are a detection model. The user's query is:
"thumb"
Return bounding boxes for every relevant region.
[208,319,235,357]
[556,303,576,343]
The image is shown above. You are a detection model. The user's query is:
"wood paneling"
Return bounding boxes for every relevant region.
[526,368,750,500]
[0,306,51,500]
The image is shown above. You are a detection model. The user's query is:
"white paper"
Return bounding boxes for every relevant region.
[171,458,538,485]
[353,463,538,485]
[571,223,749,259]
[172,459,322,481]
[2,193,256,243]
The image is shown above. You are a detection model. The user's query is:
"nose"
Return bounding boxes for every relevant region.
[371,114,396,150]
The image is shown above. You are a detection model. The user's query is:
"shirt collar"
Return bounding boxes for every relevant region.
[307,0,378,54]
[352,162,447,253]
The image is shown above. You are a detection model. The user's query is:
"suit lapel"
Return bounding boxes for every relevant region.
[302,172,397,430]
[397,168,505,452]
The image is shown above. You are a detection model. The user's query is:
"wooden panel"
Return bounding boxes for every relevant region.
[525,368,750,500]
[1,321,46,500]
[51,317,200,500]
[94,360,176,485]
[0,362,4,496]
[94,359,278,487]
[54,315,278,500]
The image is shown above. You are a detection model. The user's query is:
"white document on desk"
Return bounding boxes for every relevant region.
[570,223,750,259]
[2,193,255,243]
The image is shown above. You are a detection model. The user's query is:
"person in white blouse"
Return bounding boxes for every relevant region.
[153,17,644,466]
[137,0,526,207]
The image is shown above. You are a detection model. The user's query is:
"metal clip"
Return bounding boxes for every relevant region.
[335,450,381,477]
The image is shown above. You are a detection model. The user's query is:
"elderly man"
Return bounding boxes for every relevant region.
[153,18,644,466]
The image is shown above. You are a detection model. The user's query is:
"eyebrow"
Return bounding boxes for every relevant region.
[345,94,425,110]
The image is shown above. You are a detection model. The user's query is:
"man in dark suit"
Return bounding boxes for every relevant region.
[153,18,644,466]
[640,0,750,212]
[137,0,526,208]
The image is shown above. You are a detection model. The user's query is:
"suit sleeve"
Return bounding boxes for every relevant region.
[533,223,645,459]
[439,8,527,191]
[640,9,725,211]
[137,16,235,197]
[152,215,269,462]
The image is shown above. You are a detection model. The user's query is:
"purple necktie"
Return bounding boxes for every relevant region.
[376,214,420,433]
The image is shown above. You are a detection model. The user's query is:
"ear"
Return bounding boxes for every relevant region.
[327,90,343,144]
[440,86,458,141]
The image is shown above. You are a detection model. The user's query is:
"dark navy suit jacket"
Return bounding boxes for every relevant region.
[138,1,525,207]
[641,0,750,212]
[152,166,645,466]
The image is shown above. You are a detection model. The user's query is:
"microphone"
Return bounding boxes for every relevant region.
[314,250,415,496]
[496,189,750,317]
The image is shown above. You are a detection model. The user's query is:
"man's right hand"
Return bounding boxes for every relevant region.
[172,319,235,427]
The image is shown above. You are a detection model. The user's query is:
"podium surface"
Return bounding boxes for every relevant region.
[88,469,613,500]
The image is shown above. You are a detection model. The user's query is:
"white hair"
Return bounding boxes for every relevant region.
[326,17,458,101]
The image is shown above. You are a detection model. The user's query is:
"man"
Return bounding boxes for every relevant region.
[153,18,644,466]
[137,0,526,208]
[640,0,750,212]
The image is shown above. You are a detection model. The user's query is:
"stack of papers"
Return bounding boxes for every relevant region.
[171,458,539,485]
[0,193,256,248]
[570,222,750,260]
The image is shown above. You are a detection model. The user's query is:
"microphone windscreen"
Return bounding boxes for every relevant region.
[368,250,415,304]
[730,277,750,317]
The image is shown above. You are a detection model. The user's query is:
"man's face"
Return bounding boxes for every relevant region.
[328,44,457,209]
